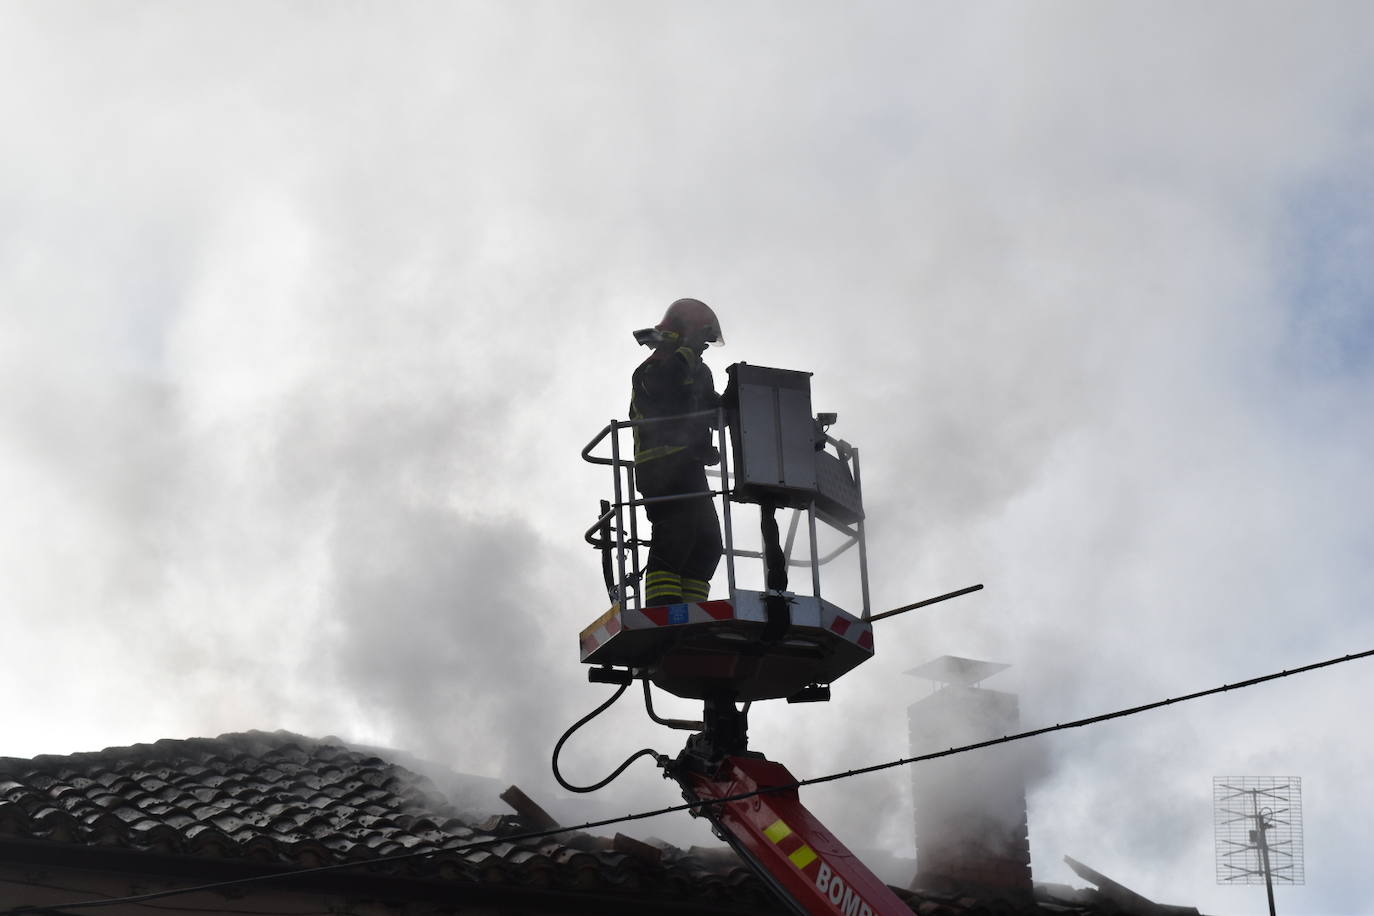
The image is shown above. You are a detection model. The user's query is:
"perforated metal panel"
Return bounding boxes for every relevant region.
[1214,776,1304,886]
[815,449,863,524]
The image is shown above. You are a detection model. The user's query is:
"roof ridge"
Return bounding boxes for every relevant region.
[2,731,355,769]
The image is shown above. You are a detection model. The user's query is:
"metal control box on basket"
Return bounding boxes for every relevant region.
[725,363,864,524]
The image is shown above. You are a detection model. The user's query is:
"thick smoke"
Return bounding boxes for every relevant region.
[2,4,1373,913]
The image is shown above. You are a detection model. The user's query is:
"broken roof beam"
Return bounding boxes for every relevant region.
[1064,855,1203,916]
[499,784,561,833]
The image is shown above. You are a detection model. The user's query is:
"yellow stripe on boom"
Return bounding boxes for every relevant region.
[764,819,793,844]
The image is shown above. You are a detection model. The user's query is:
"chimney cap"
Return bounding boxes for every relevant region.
[905,655,1009,687]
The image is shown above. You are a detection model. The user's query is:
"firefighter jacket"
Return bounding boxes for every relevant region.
[629,345,720,465]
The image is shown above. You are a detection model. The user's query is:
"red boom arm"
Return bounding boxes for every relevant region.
[680,756,912,916]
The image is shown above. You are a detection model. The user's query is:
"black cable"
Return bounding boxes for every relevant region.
[7,647,1369,914]
[795,647,1374,790]
[551,680,666,794]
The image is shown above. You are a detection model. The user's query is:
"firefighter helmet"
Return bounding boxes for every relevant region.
[657,298,724,347]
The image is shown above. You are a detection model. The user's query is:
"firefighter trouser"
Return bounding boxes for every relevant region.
[635,455,722,605]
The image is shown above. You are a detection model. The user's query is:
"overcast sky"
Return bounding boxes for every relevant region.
[3,3,1372,914]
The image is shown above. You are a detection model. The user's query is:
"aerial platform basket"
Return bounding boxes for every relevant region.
[581,363,873,703]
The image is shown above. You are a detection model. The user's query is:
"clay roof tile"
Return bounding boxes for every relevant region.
[0,731,800,911]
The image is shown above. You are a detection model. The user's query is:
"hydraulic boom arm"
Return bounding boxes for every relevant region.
[673,754,912,916]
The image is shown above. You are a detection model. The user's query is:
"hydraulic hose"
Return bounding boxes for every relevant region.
[551,681,665,794]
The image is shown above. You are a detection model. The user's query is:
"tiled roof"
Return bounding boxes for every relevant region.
[0,730,1199,916]
[0,730,780,913]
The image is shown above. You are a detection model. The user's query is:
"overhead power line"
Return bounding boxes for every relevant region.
[8,648,1371,915]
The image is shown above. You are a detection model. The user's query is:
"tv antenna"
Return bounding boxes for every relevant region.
[1213,776,1304,916]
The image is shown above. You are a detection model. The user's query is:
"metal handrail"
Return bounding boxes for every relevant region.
[715,407,736,596]
[581,410,720,467]
[584,488,726,547]
[583,506,616,547]
[728,533,859,568]
[580,422,618,466]
[851,447,870,618]
[583,403,868,617]
[584,407,731,613]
